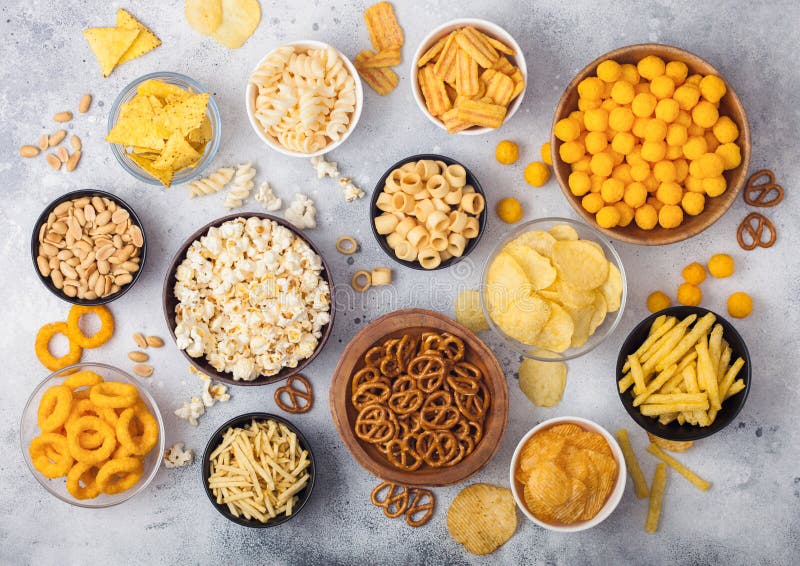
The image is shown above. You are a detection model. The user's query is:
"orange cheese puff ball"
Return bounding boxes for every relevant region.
[614,202,635,226]
[609,107,635,132]
[596,205,621,228]
[634,204,658,230]
[708,253,734,278]
[611,81,636,105]
[578,77,605,100]
[585,131,609,154]
[624,182,648,208]
[658,204,683,228]
[541,142,553,165]
[647,291,671,313]
[681,191,705,215]
[582,193,605,214]
[677,283,702,306]
[497,198,523,223]
[682,262,707,285]
[495,140,519,164]
[641,140,666,162]
[655,98,680,123]
[649,75,675,100]
[569,171,591,196]
[682,136,707,160]
[702,176,727,197]
[716,143,741,170]
[692,100,719,128]
[712,116,739,143]
[597,60,622,82]
[665,61,688,85]
[590,152,614,177]
[524,162,550,187]
[673,84,701,111]
[656,182,682,205]
[600,178,625,203]
[555,118,582,142]
[637,55,666,80]
[560,141,586,164]
[632,93,658,117]
[699,75,727,103]
[690,153,725,179]
[653,160,677,183]
[727,292,752,318]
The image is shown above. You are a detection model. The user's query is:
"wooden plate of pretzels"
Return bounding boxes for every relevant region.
[330,308,508,487]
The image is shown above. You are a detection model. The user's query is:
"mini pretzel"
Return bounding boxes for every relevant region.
[391,374,416,393]
[352,270,371,292]
[336,236,359,254]
[395,335,419,368]
[737,212,777,250]
[744,170,784,208]
[274,375,313,414]
[388,388,424,415]
[379,356,401,378]
[439,333,465,361]
[385,436,423,471]
[351,366,383,391]
[364,346,386,367]
[355,404,396,444]
[446,373,480,395]
[405,489,435,527]
[352,380,392,411]
[454,383,490,421]
[420,332,442,351]
[419,391,461,430]
[371,482,410,518]
[397,413,422,436]
[408,355,447,392]
[417,430,458,466]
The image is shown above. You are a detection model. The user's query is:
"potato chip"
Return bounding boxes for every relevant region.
[517,434,566,482]
[547,423,586,438]
[492,295,551,346]
[455,48,480,97]
[493,56,516,76]
[83,27,140,77]
[186,0,223,35]
[115,8,161,65]
[455,99,507,129]
[600,263,623,312]
[418,64,451,117]
[486,251,531,310]
[510,230,556,258]
[525,461,571,508]
[564,303,594,348]
[454,27,499,69]
[552,240,610,290]
[588,291,608,336]
[211,0,261,49]
[550,478,589,524]
[363,1,404,52]
[570,431,613,457]
[533,302,574,353]
[485,72,515,107]
[505,244,557,290]
[647,432,694,453]
[355,51,399,95]
[447,484,517,555]
[548,224,579,241]
[518,354,567,407]
[359,48,402,68]
[417,35,447,67]
[538,278,596,310]
[455,290,488,334]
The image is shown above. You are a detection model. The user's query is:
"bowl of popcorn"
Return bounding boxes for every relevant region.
[162,213,335,386]
[246,40,364,157]
[370,154,487,270]
[551,44,751,245]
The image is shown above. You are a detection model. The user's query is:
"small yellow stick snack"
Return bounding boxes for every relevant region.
[418,63,451,117]
[363,1,404,51]
[633,364,678,406]
[646,444,711,491]
[644,393,709,404]
[455,99,506,129]
[640,402,709,416]
[629,354,647,395]
[641,317,695,376]
[719,357,745,399]
[453,26,499,69]
[724,378,745,399]
[654,312,716,372]
[618,372,634,394]
[708,324,724,375]
[695,337,721,410]
[645,463,667,533]
[616,429,649,499]
[360,48,402,68]
[621,316,676,372]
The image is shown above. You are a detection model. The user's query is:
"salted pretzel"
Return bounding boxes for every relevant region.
[351,366,383,392]
[737,212,777,250]
[364,346,386,367]
[274,375,313,414]
[744,169,784,208]
[417,430,459,467]
[370,482,410,518]
[355,404,397,445]
[352,380,392,411]
[419,391,461,430]
[405,489,435,527]
[385,436,423,471]
[454,382,490,421]
[439,333,465,361]
[388,388,424,415]
[408,354,447,392]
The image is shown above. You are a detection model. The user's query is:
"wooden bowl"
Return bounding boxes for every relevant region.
[552,44,751,246]
[330,309,509,487]
[162,213,335,387]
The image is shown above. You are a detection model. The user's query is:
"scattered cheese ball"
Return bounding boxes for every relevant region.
[541,142,552,165]
[677,282,702,306]
[727,292,752,318]
[496,140,519,165]
[496,197,523,224]
[708,253,734,278]
[559,55,741,231]
[682,262,707,285]
[647,290,671,313]
[524,162,550,187]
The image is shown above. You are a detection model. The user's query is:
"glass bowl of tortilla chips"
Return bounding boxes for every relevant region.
[107,72,221,188]
[480,218,627,362]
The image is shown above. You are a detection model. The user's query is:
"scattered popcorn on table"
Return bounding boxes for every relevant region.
[310,155,339,178]
[285,193,317,229]
[254,180,282,211]
[175,396,205,426]
[201,377,230,408]
[339,177,364,202]
[163,443,194,469]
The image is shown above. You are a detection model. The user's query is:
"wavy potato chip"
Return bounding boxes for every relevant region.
[447,484,517,555]
[455,290,488,333]
[186,0,223,35]
[518,354,567,407]
[564,303,594,348]
[511,230,556,258]
[505,244,557,290]
[533,302,574,353]
[552,240,609,290]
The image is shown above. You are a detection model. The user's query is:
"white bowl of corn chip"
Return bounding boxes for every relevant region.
[411,19,527,135]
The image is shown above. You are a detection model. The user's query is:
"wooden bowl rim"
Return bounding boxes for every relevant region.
[551,43,751,246]
[329,308,509,487]
[161,212,335,386]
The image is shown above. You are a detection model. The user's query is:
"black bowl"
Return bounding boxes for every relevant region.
[616,306,751,441]
[201,412,316,528]
[369,154,487,271]
[30,189,147,305]
[162,212,335,386]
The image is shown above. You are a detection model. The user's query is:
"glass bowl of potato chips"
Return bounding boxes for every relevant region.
[481,217,627,362]
[107,72,221,188]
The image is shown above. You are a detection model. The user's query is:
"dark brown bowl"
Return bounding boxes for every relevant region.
[162,213,335,386]
[31,189,147,305]
[330,308,509,487]
[552,43,751,246]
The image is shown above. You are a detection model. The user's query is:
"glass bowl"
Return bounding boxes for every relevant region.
[480,217,627,362]
[108,72,221,186]
[20,362,164,508]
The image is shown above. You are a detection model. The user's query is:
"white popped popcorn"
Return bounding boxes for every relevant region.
[175,397,205,426]
[310,154,339,178]
[173,217,331,380]
[163,443,194,469]
[284,193,317,230]
[200,377,231,407]
[254,180,282,211]
[338,176,364,202]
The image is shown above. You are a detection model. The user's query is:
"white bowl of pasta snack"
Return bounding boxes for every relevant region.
[246,40,364,157]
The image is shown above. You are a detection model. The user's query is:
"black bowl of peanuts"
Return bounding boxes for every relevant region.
[31,189,147,305]
[370,154,487,271]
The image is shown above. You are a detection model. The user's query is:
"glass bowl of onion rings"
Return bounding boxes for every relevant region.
[20,362,164,508]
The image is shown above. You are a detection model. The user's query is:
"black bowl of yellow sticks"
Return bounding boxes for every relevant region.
[201,412,315,528]
[616,306,751,441]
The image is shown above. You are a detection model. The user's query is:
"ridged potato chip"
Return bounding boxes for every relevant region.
[552,240,610,290]
[455,290,488,333]
[647,432,694,453]
[518,354,567,407]
[505,244,557,290]
[447,484,517,555]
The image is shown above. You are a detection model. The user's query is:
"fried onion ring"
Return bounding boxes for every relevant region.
[66,416,117,465]
[96,457,143,495]
[37,385,73,432]
[66,462,102,500]
[115,405,159,456]
[35,322,82,371]
[89,382,139,409]
[63,370,104,391]
[29,433,74,478]
[66,305,115,349]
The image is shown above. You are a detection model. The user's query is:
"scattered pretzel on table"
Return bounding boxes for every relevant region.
[737,213,777,250]
[274,374,313,414]
[370,481,435,526]
[744,169,784,207]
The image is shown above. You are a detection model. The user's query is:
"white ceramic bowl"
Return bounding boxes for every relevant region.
[245,40,364,158]
[509,416,626,532]
[410,18,527,135]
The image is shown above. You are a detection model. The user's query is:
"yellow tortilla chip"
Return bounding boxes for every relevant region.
[152,132,201,171]
[157,93,210,136]
[211,0,261,49]
[115,8,161,65]
[106,115,166,151]
[137,79,190,101]
[129,154,174,187]
[188,115,213,145]
[83,27,140,77]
